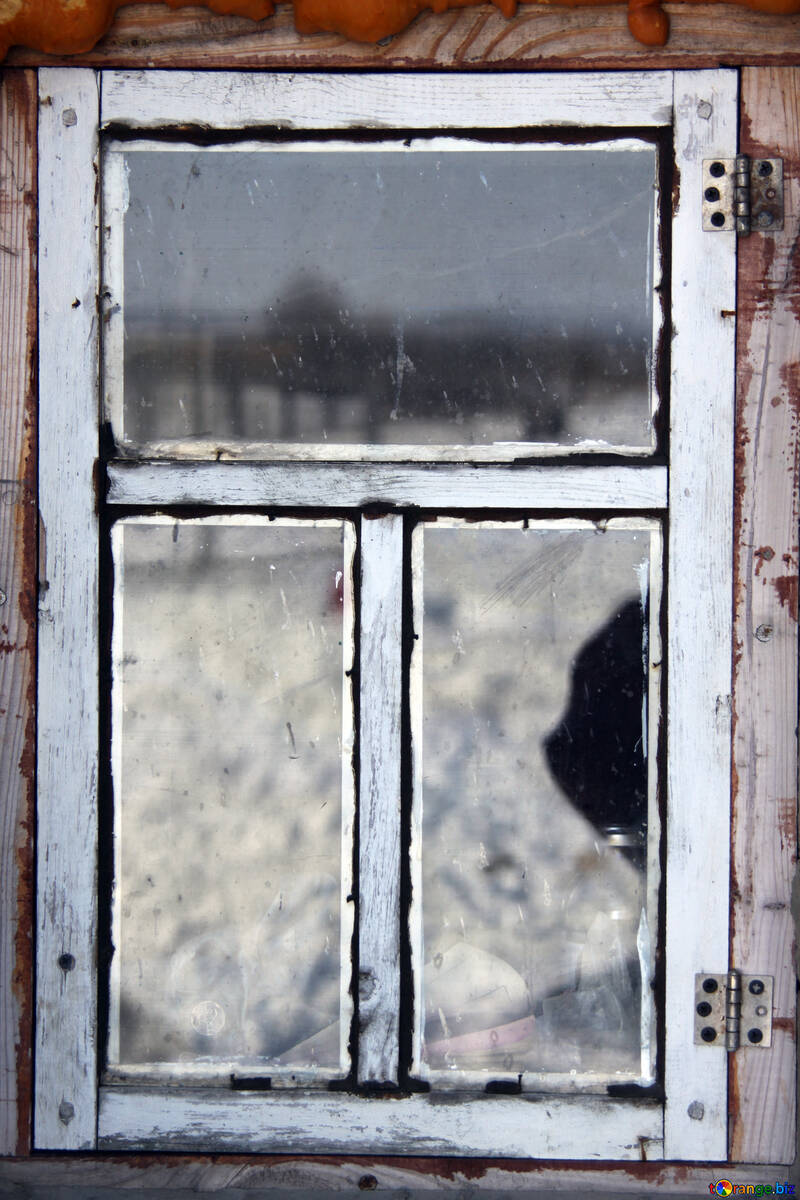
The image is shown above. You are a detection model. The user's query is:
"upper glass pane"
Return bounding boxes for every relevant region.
[107,516,355,1082]
[103,139,660,459]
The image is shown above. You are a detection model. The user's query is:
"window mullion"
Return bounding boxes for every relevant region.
[357,514,403,1085]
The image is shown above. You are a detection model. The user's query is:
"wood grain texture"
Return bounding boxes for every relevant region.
[35,68,100,1151]
[0,68,37,1160]
[100,67,672,128]
[107,462,668,509]
[358,516,403,1085]
[663,69,737,1162]
[730,66,799,1166]
[96,1086,663,1156]
[0,1155,788,1192]
[6,2,800,69]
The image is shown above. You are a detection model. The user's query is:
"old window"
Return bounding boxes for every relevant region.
[36,68,736,1159]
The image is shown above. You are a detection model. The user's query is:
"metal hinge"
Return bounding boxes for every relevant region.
[694,971,773,1049]
[702,156,784,235]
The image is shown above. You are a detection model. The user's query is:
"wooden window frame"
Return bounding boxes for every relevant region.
[30,64,760,1163]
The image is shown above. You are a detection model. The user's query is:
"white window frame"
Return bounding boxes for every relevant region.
[35,67,736,1160]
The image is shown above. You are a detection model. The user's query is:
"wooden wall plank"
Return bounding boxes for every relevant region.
[35,67,100,1151]
[664,68,738,1162]
[0,1154,790,1192]
[5,3,800,70]
[730,66,799,1166]
[0,67,37,1160]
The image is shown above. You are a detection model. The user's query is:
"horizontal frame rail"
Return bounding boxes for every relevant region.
[98,1087,664,1157]
[100,71,673,132]
[107,462,668,510]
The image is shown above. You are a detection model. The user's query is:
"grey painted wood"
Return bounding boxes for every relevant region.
[107,462,668,510]
[101,70,673,130]
[97,1087,663,1157]
[35,67,100,1151]
[663,69,737,1161]
[357,516,403,1085]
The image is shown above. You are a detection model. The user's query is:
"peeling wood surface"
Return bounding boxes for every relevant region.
[100,68,673,129]
[0,68,36,1160]
[5,2,800,69]
[35,68,100,1151]
[96,1087,663,1157]
[107,462,668,510]
[358,517,403,1086]
[663,69,737,1162]
[730,66,799,1166]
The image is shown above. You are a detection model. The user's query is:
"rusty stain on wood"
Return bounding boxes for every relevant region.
[776,796,798,848]
[0,66,37,1158]
[772,573,799,620]
[730,66,799,1165]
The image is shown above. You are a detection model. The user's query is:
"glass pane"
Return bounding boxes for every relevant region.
[413,520,660,1085]
[106,141,658,456]
[108,517,354,1078]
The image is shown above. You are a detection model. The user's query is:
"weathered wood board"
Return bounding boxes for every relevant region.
[663,68,737,1163]
[35,67,100,1151]
[0,67,37,1161]
[358,516,403,1086]
[730,66,799,1166]
[6,2,800,70]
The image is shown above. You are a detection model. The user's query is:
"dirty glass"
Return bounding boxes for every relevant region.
[413,520,660,1084]
[106,141,658,456]
[108,517,353,1077]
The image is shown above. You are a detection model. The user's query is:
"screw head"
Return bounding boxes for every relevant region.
[696,1001,713,1017]
[749,978,765,995]
[757,160,773,177]
[710,161,726,178]
[747,1028,764,1044]
[711,212,726,228]
[701,1026,717,1043]
[703,978,719,994]
[705,186,721,202]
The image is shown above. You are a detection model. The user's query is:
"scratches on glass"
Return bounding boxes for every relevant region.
[107,516,355,1084]
[102,139,660,460]
[410,518,662,1089]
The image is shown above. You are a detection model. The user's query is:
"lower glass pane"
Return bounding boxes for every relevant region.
[412,519,661,1086]
[108,517,354,1079]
